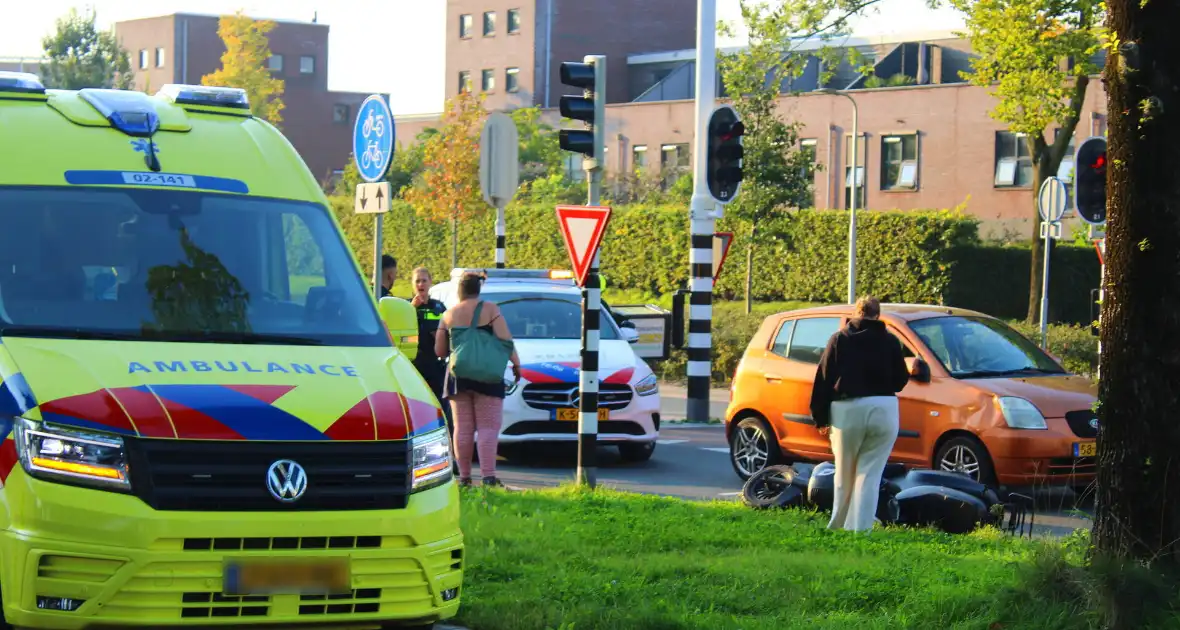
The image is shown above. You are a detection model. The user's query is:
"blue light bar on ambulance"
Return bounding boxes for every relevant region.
[78,88,160,138]
[0,71,46,94]
[157,84,250,110]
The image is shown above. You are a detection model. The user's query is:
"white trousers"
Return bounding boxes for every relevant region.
[827,396,900,532]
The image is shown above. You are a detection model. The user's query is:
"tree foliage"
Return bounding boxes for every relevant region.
[946,0,1103,320]
[403,91,487,225]
[40,8,133,90]
[719,0,875,310]
[510,106,565,182]
[201,12,285,125]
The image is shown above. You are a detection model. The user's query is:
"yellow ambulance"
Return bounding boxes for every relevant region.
[0,72,462,629]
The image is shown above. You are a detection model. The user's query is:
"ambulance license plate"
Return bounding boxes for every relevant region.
[556,408,609,422]
[1074,442,1097,457]
[224,558,350,596]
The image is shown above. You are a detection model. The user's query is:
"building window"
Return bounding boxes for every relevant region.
[139,49,148,69]
[844,134,867,209]
[300,56,315,74]
[800,138,817,178]
[483,11,496,36]
[481,69,495,92]
[508,9,522,33]
[155,48,166,68]
[333,104,350,124]
[632,145,648,171]
[459,14,473,38]
[994,131,1033,188]
[268,54,283,71]
[661,143,690,187]
[1054,128,1077,181]
[505,67,520,93]
[1091,112,1107,137]
[458,71,471,94]
[881,133,918,190]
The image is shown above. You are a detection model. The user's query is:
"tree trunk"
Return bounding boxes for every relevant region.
[1093,0,1180,605]
[744,224,757,315]
[450,216,458,268]
[1025,157,1054,322]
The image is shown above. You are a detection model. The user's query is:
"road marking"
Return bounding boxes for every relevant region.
[657,439,689,445]
[701,447,730,454]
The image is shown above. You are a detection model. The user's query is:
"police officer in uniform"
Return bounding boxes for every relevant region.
[409,267,451,431]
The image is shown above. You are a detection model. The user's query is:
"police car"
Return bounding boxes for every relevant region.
[430,269,661,462]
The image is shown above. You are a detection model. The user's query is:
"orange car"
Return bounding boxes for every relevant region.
[725,304,1098,491]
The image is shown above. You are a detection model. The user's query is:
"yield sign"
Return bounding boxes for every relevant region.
[556,205,612,287]
[713,232,734,281]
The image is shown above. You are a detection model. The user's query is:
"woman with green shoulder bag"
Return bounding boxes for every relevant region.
[435,272,521,488]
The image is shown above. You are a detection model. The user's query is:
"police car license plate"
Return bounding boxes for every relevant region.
[556,408,609,422]
[1074,442,1097,457]
[223,558,350,596]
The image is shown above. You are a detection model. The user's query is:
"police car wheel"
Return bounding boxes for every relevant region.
[619,441,656,463]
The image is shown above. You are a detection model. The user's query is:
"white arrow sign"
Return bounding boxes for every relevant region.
[354,182,391,214]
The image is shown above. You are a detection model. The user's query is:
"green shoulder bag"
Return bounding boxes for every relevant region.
[448,301,514,384]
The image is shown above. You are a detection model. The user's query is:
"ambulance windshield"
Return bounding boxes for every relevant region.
[0,186,386,346]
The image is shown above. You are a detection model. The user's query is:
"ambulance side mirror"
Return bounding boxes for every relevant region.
[379,297,419,359]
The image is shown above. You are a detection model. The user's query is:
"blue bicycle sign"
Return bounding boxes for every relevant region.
[353,95,395,182]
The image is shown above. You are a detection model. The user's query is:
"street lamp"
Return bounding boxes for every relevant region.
[814,87,859,304]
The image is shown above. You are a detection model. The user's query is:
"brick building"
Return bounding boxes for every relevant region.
[112,13,372,184]
[398,5,1110,239]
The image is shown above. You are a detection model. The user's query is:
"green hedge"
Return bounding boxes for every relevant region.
[330,198,1099,325]
[948,243,1101,325]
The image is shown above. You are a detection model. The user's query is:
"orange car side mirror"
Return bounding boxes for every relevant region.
[905,357,931,383]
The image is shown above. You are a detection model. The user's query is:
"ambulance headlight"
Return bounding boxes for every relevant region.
[14,419,130,491]
[410,429,452,492]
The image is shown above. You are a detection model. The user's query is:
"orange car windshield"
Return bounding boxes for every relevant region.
[908,315,1066,379]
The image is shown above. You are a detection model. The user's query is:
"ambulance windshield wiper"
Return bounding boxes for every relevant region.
[157,331,325,346]
[0,325,137,341]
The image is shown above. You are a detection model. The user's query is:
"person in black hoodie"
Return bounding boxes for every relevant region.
[810,296,910,532]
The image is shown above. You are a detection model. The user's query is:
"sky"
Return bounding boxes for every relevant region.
[1,0,966,115]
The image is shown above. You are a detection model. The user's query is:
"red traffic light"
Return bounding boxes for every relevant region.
[1090,153,1106,172]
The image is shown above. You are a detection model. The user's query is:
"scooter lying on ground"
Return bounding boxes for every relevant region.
[741,461,1034,537]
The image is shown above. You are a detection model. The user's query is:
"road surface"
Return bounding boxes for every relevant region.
[487,388,1094,538]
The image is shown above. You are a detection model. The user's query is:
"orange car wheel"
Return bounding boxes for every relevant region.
[934,434,997,488]
[729,415,785,480]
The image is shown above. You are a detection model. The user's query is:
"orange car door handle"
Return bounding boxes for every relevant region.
[765,373,783,382]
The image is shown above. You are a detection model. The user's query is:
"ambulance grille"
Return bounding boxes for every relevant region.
[126,439,411,511]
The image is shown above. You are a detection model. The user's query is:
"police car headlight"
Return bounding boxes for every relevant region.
[996,397,1048,430]
[14,419,130,491]
[503,377,519,396]
[635,374,659,397]
[411,428,452,492]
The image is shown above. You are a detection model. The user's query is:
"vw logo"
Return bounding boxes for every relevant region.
[266,459,308,503]
[1090,418,1100,430]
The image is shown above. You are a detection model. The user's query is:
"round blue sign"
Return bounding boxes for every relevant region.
[352,95,395,183]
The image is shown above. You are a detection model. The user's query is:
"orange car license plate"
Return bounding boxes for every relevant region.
[1074,442,1097,457]
[224,558,350,596]
[556,408,609,421]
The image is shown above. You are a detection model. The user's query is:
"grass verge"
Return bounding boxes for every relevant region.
[452,486,1168,630]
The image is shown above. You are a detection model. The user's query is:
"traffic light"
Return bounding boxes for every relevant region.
[1074,136,1107,224]
[558,56,605,163]
[706,105,744,203]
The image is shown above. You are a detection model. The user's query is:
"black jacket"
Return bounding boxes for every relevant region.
[809,318,910,429]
